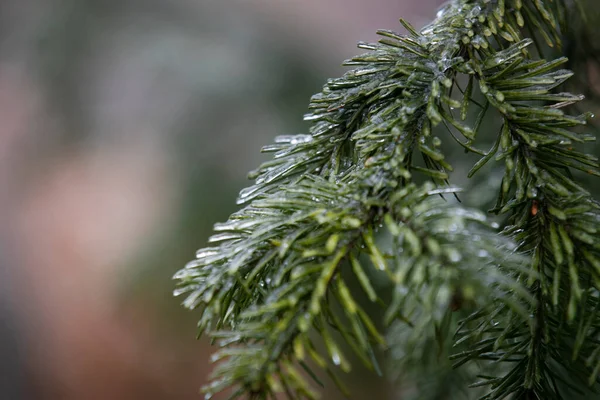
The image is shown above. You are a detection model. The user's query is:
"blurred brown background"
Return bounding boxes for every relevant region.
[0,1,445,399]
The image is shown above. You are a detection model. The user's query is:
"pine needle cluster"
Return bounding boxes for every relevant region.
[174,1,600,398]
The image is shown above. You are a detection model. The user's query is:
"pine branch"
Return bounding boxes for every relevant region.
[174,1,600,399]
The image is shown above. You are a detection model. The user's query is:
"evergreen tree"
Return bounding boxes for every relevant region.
[174,1,600,398]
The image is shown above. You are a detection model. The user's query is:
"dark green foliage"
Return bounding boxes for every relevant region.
[174,1,600,398]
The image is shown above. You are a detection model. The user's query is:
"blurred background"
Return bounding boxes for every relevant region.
[0,1,446,399]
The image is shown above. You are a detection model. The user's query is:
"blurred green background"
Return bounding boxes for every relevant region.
[0,1,443,399]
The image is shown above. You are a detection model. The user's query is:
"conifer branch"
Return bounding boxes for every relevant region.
[174,0,600,398]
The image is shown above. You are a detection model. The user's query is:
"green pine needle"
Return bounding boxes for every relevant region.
[174,1,600,399]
